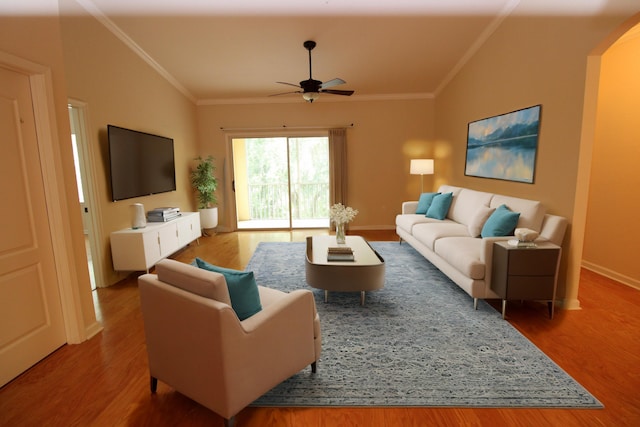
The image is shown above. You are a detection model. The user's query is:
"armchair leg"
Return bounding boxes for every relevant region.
[224,416,235,427]
[311,361,317,373]
[150,376,158,393]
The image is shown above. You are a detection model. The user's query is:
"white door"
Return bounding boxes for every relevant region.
[0,66,67,387]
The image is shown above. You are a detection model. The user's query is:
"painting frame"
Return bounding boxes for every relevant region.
[464,105,541,184]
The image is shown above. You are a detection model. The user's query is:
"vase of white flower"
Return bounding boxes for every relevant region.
[329,203,358,244]
[335,222,346,244]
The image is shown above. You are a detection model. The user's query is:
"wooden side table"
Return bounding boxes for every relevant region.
[490,241,561,319]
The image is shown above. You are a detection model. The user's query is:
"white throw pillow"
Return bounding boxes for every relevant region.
[467,206,495,237]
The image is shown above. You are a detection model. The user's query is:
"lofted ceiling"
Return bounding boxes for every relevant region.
[13,0,638,104]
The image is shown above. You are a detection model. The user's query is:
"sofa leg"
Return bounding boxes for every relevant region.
[150,376,157,393]
[311,361,317,373]
[224,416,235,427]
[473,298,478,310]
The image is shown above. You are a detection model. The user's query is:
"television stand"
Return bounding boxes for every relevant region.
[110,212,201,272]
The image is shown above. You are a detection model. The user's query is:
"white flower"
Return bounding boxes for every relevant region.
[330,203,358,225]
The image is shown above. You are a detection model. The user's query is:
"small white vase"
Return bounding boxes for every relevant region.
[335,222,346,245]
[130,203,146,229]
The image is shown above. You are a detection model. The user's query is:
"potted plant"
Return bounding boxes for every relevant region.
[190,155,219,231]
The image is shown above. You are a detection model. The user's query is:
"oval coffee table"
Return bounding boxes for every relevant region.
[305,235,385,305]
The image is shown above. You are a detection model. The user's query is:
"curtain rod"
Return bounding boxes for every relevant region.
[220,123,354,132]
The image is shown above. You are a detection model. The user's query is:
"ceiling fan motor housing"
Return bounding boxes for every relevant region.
[300,79,323,93]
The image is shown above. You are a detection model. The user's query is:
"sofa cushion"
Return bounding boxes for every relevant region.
[468,206,495,237]
[490,195,545,231]
[195,258,263,320]
[156,259,231,305]
[426,192,453,220]
[437,185,464,197]
[434,237,486,280]
[396,214,441,234]
[481,204,520,237]
[415,192,440,214]
[412,221,469,250]
[448,188,493,226]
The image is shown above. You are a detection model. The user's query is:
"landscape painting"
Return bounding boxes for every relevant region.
[464,105,541,183]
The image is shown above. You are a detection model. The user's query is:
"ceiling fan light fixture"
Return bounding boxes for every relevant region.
[303,92,320,103]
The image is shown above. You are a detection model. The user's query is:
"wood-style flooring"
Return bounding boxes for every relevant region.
[1,229,639,426]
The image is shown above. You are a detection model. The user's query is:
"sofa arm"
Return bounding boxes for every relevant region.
[539,214,568,246]
[213,289,318,417]
[402,201,419,214]
[479,236,513,287]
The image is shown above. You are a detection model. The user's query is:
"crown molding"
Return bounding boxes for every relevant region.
[434,0,520,96]
[197,92,434,106]
[74,0,197,103]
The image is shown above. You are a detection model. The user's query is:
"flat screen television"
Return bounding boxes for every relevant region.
[108,125,176,201]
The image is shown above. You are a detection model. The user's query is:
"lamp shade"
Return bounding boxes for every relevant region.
[410,159,434,175]
[303,92,320,103]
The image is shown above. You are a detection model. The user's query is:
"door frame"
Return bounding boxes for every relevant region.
[225,130,330,231]
[0,51,93,344]
[68,99,105,289]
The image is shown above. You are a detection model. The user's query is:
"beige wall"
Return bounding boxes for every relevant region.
[197,98,435,230]
[59,3,200,286]
[433,13,633,306]
[582,30,640,288]
[0,11,98,337]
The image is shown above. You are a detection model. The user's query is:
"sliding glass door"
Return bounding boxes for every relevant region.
[232,136,330,229]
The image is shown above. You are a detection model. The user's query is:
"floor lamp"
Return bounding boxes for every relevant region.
[410,159,434,193]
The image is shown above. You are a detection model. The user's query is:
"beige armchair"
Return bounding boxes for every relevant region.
[138,259,321,427]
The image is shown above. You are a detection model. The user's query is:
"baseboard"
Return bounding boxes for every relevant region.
[84,322,104,340]
[556,298,582,310]
[582,261,640,291]
[350,225,396,231]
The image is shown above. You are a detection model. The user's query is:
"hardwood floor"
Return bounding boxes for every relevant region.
[1,229,639,426]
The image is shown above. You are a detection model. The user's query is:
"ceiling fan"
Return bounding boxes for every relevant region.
[271,40,354,103]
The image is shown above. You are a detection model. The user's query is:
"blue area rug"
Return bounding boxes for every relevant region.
[245,241,602,408]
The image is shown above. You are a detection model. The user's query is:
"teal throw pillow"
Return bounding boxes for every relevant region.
[195,258,262,320]
[415,192,440,214]
[426,192,453,220]
[481,204,520,237]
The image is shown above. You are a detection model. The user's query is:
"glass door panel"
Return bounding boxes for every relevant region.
[289,137,330,228]
[232,136,329,230]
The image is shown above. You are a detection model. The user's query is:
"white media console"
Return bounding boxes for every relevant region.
[110,212,201,272]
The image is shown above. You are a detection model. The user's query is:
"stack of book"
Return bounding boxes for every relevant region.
[147,207,181,222]
[507,239,537,248]
[327,246,355,262]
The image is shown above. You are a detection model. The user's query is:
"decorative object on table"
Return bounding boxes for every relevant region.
[326,246,354,262]
[514,227,539,242]
[190,155,218,233]
[465,105,541,183]
[147,207,181,223]
[409,159,434,193]
[130,203,146,229]
[329,203,358,244]
[509,227,539,247]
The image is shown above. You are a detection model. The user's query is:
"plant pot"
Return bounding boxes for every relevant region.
[199,207,218,230]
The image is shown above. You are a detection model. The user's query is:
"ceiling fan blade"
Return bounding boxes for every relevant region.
[321,78,346,89]
[269,90,302,97]
[276,81,302,88]
[321,89,354,96]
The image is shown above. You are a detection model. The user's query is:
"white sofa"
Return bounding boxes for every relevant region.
[396,185,568,308]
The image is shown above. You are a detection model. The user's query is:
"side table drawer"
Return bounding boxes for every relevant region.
[506,276,555,300]
[507,249,560,276]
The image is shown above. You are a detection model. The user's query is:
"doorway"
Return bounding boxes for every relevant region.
[68,102,103,289]
[232,136,330,230]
